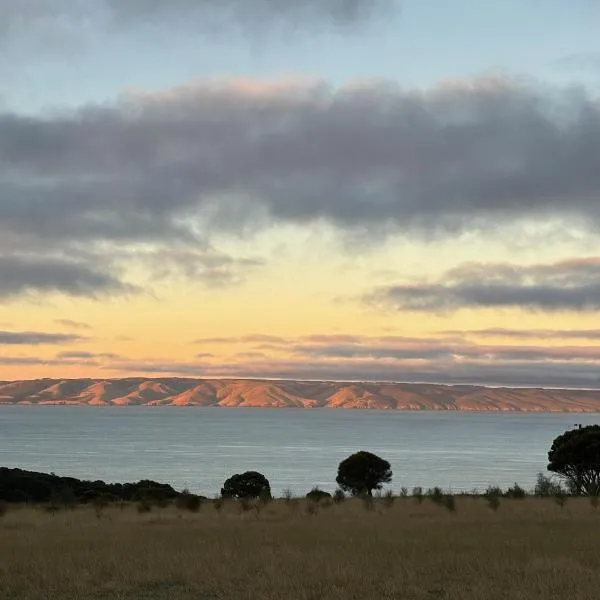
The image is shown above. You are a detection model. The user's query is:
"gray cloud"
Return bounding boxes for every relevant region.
[138,248,264,288]
[2,75,600,300]
[0,254,132,300]
[193,334,289,345]
[0,355,97,367]
[56,350,120,360]
[445,328,600,340]
[106,0,395,26]
[2,77,599,238]
[104,355,600,389]
[370,258,600,313]
[0,0,393,51]
[552,52,600,73]
[0,331,86,345]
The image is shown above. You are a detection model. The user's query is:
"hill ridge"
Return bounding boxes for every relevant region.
[1,378,600,411]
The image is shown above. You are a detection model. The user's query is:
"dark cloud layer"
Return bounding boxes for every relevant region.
[371,258,600,312]
[2,75,600,300]
[0,255,131,300]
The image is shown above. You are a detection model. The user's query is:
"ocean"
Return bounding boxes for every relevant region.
[1,406,598,496]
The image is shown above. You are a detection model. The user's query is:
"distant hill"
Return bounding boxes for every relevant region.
[2,378,600,411]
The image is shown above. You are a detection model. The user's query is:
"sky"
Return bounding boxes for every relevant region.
[1,0,600,387]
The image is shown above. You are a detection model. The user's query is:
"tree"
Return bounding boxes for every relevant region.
[220,471,271,500]
[336,451,392,497]
[548,425,600,496]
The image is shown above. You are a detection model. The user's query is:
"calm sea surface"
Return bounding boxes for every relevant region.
[1,407,599,496]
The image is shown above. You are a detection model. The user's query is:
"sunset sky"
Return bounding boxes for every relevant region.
[2,0,600,387]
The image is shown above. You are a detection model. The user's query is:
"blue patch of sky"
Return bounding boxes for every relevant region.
[2,0,599,113]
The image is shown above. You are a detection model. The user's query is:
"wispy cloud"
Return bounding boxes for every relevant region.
[444,328,600,340]
[100,332,600,388]
[368,258,600,313]
[0,330,86,345]
[54,319,92,331]
[0,254,133,300]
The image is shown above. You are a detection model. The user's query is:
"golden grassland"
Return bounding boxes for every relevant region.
[1,497,600,600]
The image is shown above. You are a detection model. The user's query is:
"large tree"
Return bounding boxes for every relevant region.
[548,425,600,496]
[336,451,392,497]
[220,471,271,500]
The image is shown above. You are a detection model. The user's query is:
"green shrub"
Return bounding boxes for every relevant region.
[505,483,527,499]
[485,486,503,499]
[306,501,319,515]
[176,491,203,513]
[534,473,563,497]
[239,498,254,513]
[221,471,271,500]
[427,487,444,505]
[486,495,501,511]
[362,495,375,512]
[136,498,152,514]
[442,495,456,512]
[306,487,332,503]
[332,489,345,504]
[383,489,395,508]
[553,489,568,509]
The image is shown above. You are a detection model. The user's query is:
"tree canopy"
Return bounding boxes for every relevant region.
[335,451,392,496]
[220,471,271,499]
[547,425,600,496]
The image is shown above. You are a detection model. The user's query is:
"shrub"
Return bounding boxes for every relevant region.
[306,501,319,516]
[332,489,345,504]
[176,491,203,513]
[0,500,8,519]
[442,495,456,512]
[361,493,375,512]
[383,489,395,508]
[282,488,294,503]
[534,473,563,497]
[412,487,424,503]
[427,487,444,505]
[213,497,224,513]
[399,487,408,498]
[505,483,527,499]
[306,487,332,503]
[485,486,503,499]
[136,498,152,513]
[239,498,254,513]
[221,471,271,500]
[553,489,568,509]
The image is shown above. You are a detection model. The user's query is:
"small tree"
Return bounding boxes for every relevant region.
[335,451,392,497]
[221,471,271,500]
[548,425,600,496]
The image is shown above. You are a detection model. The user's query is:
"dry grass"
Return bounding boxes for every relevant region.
[1,497,600,600]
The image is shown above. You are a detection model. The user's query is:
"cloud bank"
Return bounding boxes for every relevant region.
[370,258,600,313]
[2,75,600,301]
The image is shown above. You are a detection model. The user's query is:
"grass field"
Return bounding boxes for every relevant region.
[1,497,599,600]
